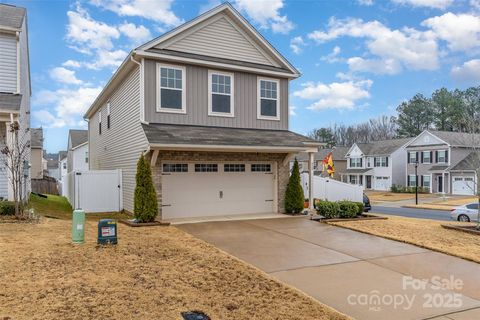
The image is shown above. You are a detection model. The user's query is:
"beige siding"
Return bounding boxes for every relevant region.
[144,59,289,130]
[162,15,276,67]
[0,32,17,93]
[89,67,148,212]
[31,148,43,179]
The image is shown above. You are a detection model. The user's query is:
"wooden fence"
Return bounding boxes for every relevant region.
[31,176,59,195]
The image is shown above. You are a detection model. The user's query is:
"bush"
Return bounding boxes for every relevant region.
[133,154,158,223]
[353,202,364,215]
[391,184,400,193]
[285,159,305,213]
[337,201,358,218]
[0,201,15,215]
[316,200,340,219]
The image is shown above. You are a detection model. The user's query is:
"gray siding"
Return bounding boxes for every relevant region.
[89,67,149,213]
[144,59,289,130]
[161,14,276,67]
[0,32,17,93]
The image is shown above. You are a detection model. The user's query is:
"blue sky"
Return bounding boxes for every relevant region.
[7,0,480,152]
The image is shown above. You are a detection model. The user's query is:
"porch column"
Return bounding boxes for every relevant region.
[308,152,314,211]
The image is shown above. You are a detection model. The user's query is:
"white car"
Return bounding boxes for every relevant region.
[451,203,480,222]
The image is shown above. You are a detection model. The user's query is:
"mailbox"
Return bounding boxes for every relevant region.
[97,219,118,244]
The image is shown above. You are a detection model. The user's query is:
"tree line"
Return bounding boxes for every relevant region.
[308,86,480,147]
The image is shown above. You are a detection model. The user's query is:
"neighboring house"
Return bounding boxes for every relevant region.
[405,130,480,195]
[294,146,349,180]
[84,3,320,220]
[0,3,31,200]
[44,152,60,180]
[30,128,44,179]
[342,138,412,191]
[58,151,67,181]
[67,129,89,173]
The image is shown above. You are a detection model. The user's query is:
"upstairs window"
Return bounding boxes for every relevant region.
[422,151,431,164]
[408,151,417,164]
[98,110,102,135]
[349,157,362,168]
[107,102,111,129]
[85,151,89,164]
[258,78,279,120]
[157,64,185,113]
[209,71,234,117]
[436,150,447,163]
[374,157,388,167]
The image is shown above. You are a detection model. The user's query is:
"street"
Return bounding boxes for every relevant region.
[371,205,452,221]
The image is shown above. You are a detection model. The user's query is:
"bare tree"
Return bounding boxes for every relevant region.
[1,121,30,218]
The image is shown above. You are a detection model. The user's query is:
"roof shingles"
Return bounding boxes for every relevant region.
[0,4,25,29]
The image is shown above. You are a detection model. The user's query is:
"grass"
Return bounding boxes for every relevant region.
[28,193,130,221]
[328,215,480,263]
[403,196,479,211]
[0,218,349,320]
[365,191,434,202]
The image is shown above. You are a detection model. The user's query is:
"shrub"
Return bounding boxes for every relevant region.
[391,184,400,193]
[285,159,305,214]
[353,202,364,215]
[133,154,158,223]
[316,200,340,219]
[337,201,358,218]
[0,201,15,215]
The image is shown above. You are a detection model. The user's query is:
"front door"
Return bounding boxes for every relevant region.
[366,175,372,189]
[438,176,443,193]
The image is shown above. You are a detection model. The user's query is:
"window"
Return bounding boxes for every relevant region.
[349,175,358,184]
[408,175,417,187]
[437,150,447,163]
[374,157,388,167]
[252,164,271,172]
[367,157,372,168]
[85,151,89,164]
[98,110,102,135]
[409,151,417,164]
[107,102,111,129]
[157,64,185,113]
[466,203,479,210]
[258,78,279,120]
[422,151,431,164]
[465,177,474,181]
[195,163,218,172]
[349,157,362,168]
[422,175,430,188]
[63,162,66,169]
[208,71,234,116]
[163,163,188,173]
[224,164,245,172]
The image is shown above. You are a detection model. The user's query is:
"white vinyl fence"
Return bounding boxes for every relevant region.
[301,173,363,202]
[65,170,122,213]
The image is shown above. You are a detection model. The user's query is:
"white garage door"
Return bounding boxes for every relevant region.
[162,162,275,219]
[374,176,390,191]
[453,176,475,195]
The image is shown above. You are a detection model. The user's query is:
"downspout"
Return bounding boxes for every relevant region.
[130,55,146,124]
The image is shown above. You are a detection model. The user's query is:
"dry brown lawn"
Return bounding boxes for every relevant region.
[403,197,478,211]
[365,191,434,202]
[0,218,349,320]
[328,215,480,263]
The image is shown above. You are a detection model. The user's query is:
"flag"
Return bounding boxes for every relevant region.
[322,152,335,177]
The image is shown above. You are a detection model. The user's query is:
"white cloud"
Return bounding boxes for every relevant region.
[234,0,294,34]
[84,49,128,70]
[358,0,374,5]
[347,57,402,75]
[392,0,453,9]
[320,46,342,63]
[33,86,102,128]
[119,22,152,44]
[290,36,305,54]
[90,0,183,26]
[293,80,372,110]
[289,105,297,116]
[308,17,438,74]
[49,67,83,85]
[62,60,82,68]
[422,13,480,52]
[451,59,480,82]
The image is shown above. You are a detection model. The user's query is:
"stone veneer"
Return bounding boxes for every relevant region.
[149,151,289,220]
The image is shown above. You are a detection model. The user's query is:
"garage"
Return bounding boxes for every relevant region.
[452,176,475,195]
[374,176,390,191]
[161,162,275,219]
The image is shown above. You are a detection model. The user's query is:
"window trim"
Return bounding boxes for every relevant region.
[257,77,280,121]
[156,63,186,114]
[98,110,102,135]
[208,70,234,117]
[107,101,111,129]
[437,149,447,164]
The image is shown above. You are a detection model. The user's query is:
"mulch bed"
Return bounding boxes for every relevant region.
[316,214,387,223]
[441,224,480,235]
[119,219,170,227]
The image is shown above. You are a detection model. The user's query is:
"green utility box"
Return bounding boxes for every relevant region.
[97,219,118,245]
[71,209,85,244]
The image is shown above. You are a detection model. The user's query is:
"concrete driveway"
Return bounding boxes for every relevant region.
[178,217,480,320]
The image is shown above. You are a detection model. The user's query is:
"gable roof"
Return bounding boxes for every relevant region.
[450,151,480,171]
[30,128,43,149]
[0,4,25,30]
[69,129,88,149]
[352,138,412,156]
[428,130,480,147]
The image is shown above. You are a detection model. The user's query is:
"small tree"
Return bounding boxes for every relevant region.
[133,154,158,222]
[285,159,304,213]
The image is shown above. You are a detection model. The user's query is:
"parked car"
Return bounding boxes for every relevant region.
[451,203,479,222]
[363,193,371,212]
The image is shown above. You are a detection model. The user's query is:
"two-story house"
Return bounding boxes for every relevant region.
[67,129,89,173]
[342,138,412,191]
[84,3,320,220]
[0,4,31,200]
[405,130,479,195]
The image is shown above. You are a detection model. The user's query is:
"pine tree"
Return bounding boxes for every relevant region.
[134,154,158,222]
[285,159,305,213]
